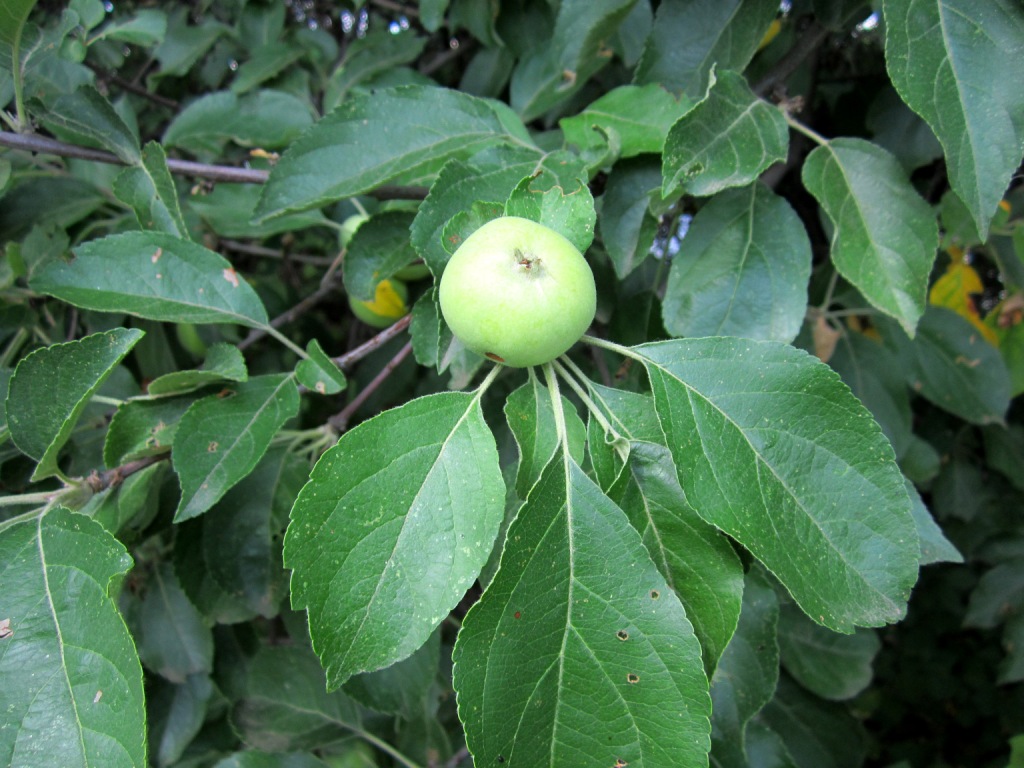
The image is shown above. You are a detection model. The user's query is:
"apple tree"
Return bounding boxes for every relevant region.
[1,1,1023,767]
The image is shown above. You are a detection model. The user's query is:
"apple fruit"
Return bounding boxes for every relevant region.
[340,213,369,248]
[438,216,596,367]
[349,278,409,328]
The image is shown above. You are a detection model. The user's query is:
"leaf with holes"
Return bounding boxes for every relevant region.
[454,455,711,768]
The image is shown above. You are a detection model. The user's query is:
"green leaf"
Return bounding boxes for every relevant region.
[324,26,427,111]
[284,391,504,688]
[255,85,534,223]
[113,141,188,238]
[92,8,166,46]
[6,328,144,480]
[0,508,145,768]
[148,674,214,767]
[884,0,1024,239]
[610,440,744,676]
[343,629,440,720]
[453,456,711,767]
[231,644,365,752]
[827,330,914,461]
[708,570,780,768]
[0,0,35,46]
[145,342,248,397]
[802,138,938,336]
[662,70,788,198]
[172,373,299,521]
[152,9,228,78]
[662,184,811,343]
[343,211,418,301]
[83,463,166,537]
[759,676,867,768]
[189,183,330,239]
[163,90,314,154]
[905,480,962,565]
[103,396,191,466]
[175,447,303,623]
[505,375,586,499]
[33,231,270,328]
[295,339,346,396]
[597,156,662,279]
[509,0,639,121]
[411,147,541,276]
[585,384,663,491]
[634,0,779,98]
[124,562,212,682]
[504,165,596,254]
[878,307,1012,425]
[639,337,920,632]
[37,84,141,164]
[230,41,304,94]
[777,602,880,701]
[561,83,694,159]
[0,176,105,242]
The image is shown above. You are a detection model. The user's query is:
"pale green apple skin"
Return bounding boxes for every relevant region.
[438,216,596,368]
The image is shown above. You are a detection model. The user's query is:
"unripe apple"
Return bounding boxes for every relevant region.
[349,278,409,328]
[340,213,369,248]
[438,216,596,367]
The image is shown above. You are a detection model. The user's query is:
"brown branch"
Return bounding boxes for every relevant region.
[0,130,429,198]
[238,278,343,351]
[85,452,171,494]
[329,340,413,431]
[220,239,335,266]
[85,62,179,110]
[753,19,830,97]
[334,313,413,369]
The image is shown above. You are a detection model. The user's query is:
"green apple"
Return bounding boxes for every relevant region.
[349,278,409,328]
[438,216,596,367]
[340,213,369,248]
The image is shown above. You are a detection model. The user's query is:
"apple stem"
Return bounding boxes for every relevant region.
[552,359,628,456]
[541,362,570,463]
[580,334,648,365]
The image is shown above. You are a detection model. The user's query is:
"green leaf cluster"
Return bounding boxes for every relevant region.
[2,2,1023,767]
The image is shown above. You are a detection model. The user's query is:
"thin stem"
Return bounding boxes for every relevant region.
[0,326,29,368]
[819,268,840,311]
[91,394,125,407]
[542,362,569,459]
[754,18,830,96]
[825,307,880,319]
[220,239,335,266]
[238,280,340,351]
[263,325,309,360]
[552,360,622,442]
[0,490,59,508]
[329,341,413,431]
[11,31,27,131]
[347,725,423,768]
[783,112,829,146]
[580,334,649,365]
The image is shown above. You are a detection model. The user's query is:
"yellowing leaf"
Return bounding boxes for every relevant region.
[363,279,408,319]
[929,261,998,345]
